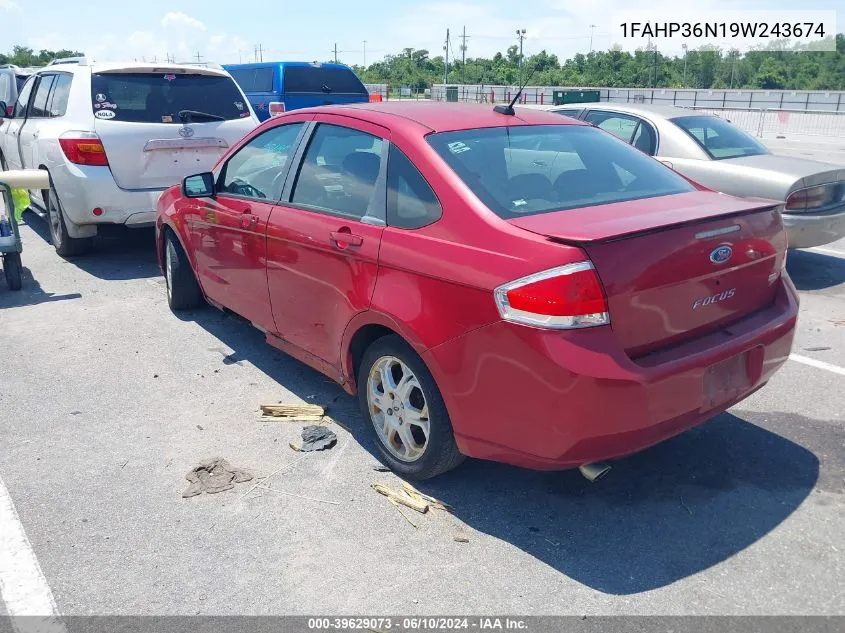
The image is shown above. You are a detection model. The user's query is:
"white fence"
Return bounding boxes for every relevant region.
[429,85,845,112]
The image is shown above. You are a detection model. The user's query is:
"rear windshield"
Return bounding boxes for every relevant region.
[427,125,695,218]
[283,66,367,95]
[227,67,274,92]
[671,115,769,160]
[90,72,249,123]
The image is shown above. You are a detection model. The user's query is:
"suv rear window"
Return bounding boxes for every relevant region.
[427,125,694,219]
[283,66,367,96]
[227,67,274,92]
[90,72,249,123]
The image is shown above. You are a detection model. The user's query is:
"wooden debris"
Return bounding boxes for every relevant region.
[288,443,302,452]
[401,481,451,511]
[371,483,429,514]
[453,535,469,543]
[388,499,419,528]
[260,403,325,420]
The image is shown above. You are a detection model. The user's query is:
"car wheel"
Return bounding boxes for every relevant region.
[3,253,22,291]
[358,334,465,480]
[46,187,92,257]
[164,230,202,311]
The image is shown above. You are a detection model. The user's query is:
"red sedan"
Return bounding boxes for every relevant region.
[155,102,798,480]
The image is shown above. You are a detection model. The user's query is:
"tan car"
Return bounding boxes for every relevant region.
[520,102,845,249]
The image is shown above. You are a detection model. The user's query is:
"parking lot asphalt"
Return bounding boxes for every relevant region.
[1,215,843,616]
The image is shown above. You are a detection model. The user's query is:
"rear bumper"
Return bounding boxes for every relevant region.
[783,205,845,249]
[51,163,163,228]
[423,275,798,470]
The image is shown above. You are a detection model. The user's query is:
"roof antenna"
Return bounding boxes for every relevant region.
[494,61,539,116]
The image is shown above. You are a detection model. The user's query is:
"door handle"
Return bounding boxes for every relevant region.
[330,230,363,248]
[240,211,258,230]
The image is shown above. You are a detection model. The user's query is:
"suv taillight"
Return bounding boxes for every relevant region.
[59,132,109,166]
[268,102,285,116]
[494,262,610,329]
[5,105,12,117]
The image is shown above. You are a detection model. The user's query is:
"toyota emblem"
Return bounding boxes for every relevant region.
[178,126,194,138]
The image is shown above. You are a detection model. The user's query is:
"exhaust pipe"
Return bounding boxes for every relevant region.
[579,462,611,482]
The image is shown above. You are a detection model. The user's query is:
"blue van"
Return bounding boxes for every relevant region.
[222,61,369,121]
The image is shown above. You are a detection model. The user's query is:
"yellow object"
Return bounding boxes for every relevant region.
[11,188,30,222]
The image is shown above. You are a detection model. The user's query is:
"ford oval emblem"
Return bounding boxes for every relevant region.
[710,244,733,264]
[178,126,194,138]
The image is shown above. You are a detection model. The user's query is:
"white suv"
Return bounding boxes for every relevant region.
[0,60,259,255]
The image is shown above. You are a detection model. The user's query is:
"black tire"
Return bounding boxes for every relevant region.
[46,186,92,257]
[163,230,202,311]
[357,334,465,480]
[3,253,22,291]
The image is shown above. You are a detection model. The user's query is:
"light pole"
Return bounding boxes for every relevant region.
[589,24,596,54]
[682,43,688,87]
[516,28,526,69]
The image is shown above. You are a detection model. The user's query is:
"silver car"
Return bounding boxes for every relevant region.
[0,59,258,256]
[520,102,845,249]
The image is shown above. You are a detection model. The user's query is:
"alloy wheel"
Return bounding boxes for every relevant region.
[367,356,430,462]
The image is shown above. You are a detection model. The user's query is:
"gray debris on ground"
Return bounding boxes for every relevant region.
[299,425,337,452]
[182,457,253,498]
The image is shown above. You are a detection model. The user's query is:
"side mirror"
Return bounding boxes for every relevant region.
[0,102,8,118]
[183,172,215,198]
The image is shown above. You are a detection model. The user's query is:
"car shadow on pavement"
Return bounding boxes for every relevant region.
[22,211,160,281]
[178,304,822,596]
[787,249,845,290]
[415,409,823,595]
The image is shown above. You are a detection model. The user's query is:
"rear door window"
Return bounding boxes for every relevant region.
[290,123,384,220]
[90,72,250,123]
[228,67,275,92]
[29,75,56,118]
[584,111,639,143]
[47,74,73,117]
[283,66,368,96]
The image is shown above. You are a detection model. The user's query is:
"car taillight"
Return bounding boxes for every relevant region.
[785,184,837,211]
[269,102,285,116]
[494,262,610,329]
[5,105,13,117]
[59,132,109,167]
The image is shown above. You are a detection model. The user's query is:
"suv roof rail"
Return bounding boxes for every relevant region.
[47,56,89,66]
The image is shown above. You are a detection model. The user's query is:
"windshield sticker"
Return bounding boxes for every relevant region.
[447,141,471,154]
[96,101,117,110]
[95,110,115,120]
[239,112,250,118]
[94,93,107,103]
[163,73,176,82]
[234,101,244,111]
[162,115,173,123]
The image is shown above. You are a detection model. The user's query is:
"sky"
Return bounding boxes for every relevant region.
[0,0,842,66]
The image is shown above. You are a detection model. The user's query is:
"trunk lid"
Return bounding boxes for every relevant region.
[509,191,787,357]
[95,119,256,190]
[90,68,258,189]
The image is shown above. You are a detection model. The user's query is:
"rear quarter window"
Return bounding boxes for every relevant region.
[227,67,274,92]
[90,72,250,123]
[283,66,367,96]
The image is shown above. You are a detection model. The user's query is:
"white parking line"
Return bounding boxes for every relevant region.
[0,474,66,632]
[790,354,845,377]
[807,246,845,258]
